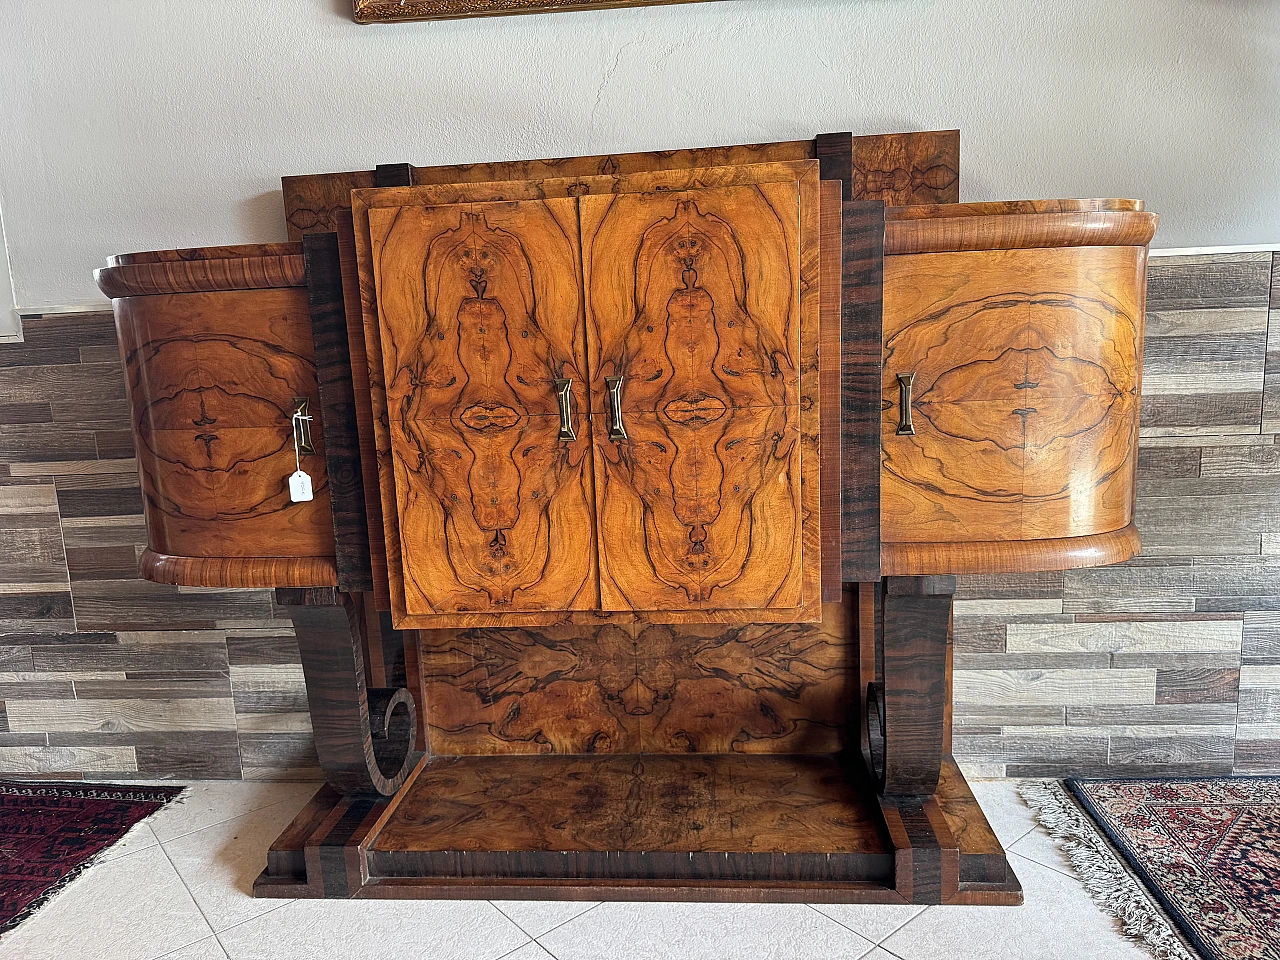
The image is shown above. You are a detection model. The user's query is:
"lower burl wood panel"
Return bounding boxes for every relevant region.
[881,245,1146,546]
[418,595,854,756]
[371,752,889,883]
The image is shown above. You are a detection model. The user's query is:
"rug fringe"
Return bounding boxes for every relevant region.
[1018,781,1197,960]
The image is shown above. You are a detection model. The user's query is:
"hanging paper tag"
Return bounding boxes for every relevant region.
[289,470,314,503]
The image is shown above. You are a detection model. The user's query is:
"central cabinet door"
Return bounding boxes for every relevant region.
[368,199,599,615]
[580,185,805,612]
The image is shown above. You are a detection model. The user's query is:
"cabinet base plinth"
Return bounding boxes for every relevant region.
[255,753,1021,905]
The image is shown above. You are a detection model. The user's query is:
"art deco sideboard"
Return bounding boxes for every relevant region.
[94,130,1157,905]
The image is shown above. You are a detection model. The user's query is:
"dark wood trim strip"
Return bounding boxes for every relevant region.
[814,132,854,200]
[838,202,884,582]
[374,163,414,188]
[304,233,374,594]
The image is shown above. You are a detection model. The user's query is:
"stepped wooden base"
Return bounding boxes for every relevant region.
[254,753,1021,905]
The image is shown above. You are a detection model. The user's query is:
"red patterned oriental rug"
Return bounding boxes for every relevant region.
[0,780,183,935]
[1024,777,1280,960]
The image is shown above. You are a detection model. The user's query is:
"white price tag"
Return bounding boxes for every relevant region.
[289,470,314,503]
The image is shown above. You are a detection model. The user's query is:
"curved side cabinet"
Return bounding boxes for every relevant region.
[96,243,338,589]
[880,201,1158,575]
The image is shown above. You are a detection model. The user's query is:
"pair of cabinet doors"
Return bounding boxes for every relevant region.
[363,182,809,621]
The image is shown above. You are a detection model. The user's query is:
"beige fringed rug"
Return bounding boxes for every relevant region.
[1020,778,1280,960]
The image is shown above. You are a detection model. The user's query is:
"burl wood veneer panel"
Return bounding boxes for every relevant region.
[367,199,599,617]
[352,161,823,628]
[417,594,854,756]
[580,185,803,612]
[879,202,1158,575]
[370,752,891,884]
[281,130,959,240]
[113,287,338,570]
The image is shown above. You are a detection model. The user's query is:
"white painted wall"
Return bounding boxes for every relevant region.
[1,0,1277,308]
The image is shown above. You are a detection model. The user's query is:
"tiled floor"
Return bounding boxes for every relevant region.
[0,780,1157,960]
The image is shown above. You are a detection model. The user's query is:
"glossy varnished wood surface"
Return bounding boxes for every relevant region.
[881,524,1143,576]
[886,206,1157,255]
[368,198,599,617]
[352,161,823,628]
[417,596,855,756]
[139,548,338,588]
[281,130,960,240]
[881,243,1148,550]
[371,752,891,883]
[110,286,337,568]
[581,185,803,612]
[258,752,1020,902]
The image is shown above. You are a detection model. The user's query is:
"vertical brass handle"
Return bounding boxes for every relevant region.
[896,374,916,436]
[605,374,628,442]
[554,378,577,442]
[292,398,315,455]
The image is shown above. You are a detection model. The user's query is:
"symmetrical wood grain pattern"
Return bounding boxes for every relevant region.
[275,588,420,796]
[352,161,823,627]
[882,236,1151,562]
[581,185,803,611]
[368,199,599,617]
[417,596,855,756]
[281,131,960,240]
[849,130,960,206]
[98,249,339,586]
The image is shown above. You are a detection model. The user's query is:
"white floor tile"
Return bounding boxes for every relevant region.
[1008,821,1078,878]
[148,781,319,843]
[0,845,213,960]
[161,799,306,933]
[881,853,1150,960]
[538,901,875,960]
[156,937,230,959]
[490,900,601,939]
[969,780,1041,849]
[809,903,927,944]
[216,899,529,960]
[99,821,160,863]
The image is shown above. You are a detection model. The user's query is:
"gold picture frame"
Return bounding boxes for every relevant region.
[354,0,719,22]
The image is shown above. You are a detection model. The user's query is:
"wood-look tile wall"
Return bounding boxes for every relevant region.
[0,312,316,779]
[0,251,1276,780]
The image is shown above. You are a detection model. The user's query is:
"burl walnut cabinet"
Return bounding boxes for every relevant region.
[94,129,1158,905]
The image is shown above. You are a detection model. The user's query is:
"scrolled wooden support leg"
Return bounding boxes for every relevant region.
[869,575,954,796]
[276,587,420,797]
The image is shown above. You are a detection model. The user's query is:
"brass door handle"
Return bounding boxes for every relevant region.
[896,374,915,436]
[554,377,577,442]
[605,375,627,442]
[292,398,315,455]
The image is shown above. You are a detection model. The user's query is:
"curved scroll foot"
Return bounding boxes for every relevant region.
[276,588,420,797]
[862,575,952,797]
